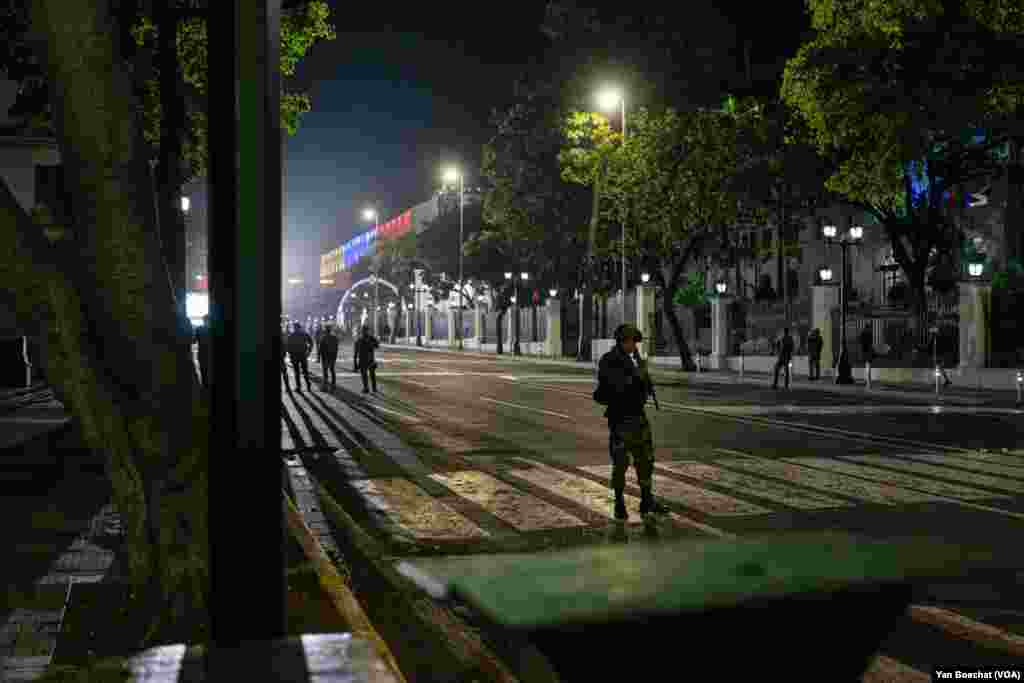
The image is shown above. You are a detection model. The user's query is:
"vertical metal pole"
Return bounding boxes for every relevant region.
[208,0,285,649]
[514,279,521,355]
[458,173,464,350]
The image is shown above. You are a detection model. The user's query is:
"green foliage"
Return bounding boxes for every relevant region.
[781,0,1024,309]
[129,2,336,181]
[673,272,708,307]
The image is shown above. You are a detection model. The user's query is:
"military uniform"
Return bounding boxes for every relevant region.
[598,324,669,520]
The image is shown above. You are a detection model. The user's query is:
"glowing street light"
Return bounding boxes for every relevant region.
[819,267,833,282]
[968,262,984,278]
[641,273,650,283]
[442,166,466,350]
[180,196,190,212]
[596,85,629,325]
[822,222,867,384]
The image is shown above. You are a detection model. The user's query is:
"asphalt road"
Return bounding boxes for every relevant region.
[288,346,1024,679]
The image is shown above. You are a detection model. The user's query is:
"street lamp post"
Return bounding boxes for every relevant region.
[823,223,864,384]
[362,208,380,337]
[505,271,529,355]
[444,168,465,350]
[597,87,628,327]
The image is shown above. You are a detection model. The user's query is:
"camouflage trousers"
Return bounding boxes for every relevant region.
[608,414,654,491]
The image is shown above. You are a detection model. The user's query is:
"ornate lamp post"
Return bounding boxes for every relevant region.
[823,223,864,384]
[505,271,529,355]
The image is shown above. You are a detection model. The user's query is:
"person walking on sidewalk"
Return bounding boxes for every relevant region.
[354,325,380,393]
[596,323,669,522]
[772,327,795,390]
[807,328,823,380]
[320,325,340,389]
[287,322,314,392]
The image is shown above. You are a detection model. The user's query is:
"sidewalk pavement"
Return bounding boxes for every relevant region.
[379,342,1023,407]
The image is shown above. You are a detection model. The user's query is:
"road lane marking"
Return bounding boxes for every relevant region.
[429,471,586,531]
[783,457,1013,502]
[861,655,930,683]
[580,464,774,516]
[398,379,440,390]
[873,452,1024,479]
[351,478,488,541]
[508,460,733,537]
[360,401,422,423]
[658,401,972,453]
[479,396,572,420]
[907,605,1024,658]
[720,459,942,505]
[653,461,851,510]
[843,454,1024,495]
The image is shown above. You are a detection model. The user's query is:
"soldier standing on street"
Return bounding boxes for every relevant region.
[320,325,340,389]
[287,322,314,392]
[807,328,823,380]
[772,327,795,390]
[354,325,380,393]
[597,323,669,521]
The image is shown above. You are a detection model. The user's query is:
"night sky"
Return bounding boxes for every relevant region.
[282,0,809,281]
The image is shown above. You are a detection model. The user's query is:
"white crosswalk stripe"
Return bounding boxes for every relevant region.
[506,460,729,536]
[865,452,1024,481]
[653,461,851,510]
[430,470,586,531]
[721,459,942,505]
[580,464,774,516]
[783,457,1012,501]
[351,477,488,541]
[843,455,1024,495]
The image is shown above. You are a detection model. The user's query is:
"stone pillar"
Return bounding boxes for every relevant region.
[812,284,840,373]
[959,281,991,369]
[710,295,732,370]
[507,307,515,345]
[636,285,656,359]
[387,307,398,343]
[404,306,412,343]
[474,302,484,342]
[545,298,562,357]
[424,305,433,342]
[447,306,456,347]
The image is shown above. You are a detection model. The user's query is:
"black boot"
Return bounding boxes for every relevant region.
[613,489,627,521]
[639,488,669,516]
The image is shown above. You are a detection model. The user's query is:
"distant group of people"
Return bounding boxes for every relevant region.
[194,317,381,394]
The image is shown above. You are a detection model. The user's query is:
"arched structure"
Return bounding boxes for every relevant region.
[336,276,407,332]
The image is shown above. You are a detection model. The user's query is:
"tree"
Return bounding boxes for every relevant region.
[463,228,519,354]
[484,82,591,354]
[2,0,335,328]
[564,106,748,370]
[0,0,334,658]
[781,0,1024,331]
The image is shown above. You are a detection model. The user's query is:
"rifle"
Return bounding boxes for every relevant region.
[633,350,660,411]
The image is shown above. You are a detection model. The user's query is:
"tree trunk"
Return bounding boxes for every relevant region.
[578,156,606,361]
[663,298,697,371]
[3,0,211,648]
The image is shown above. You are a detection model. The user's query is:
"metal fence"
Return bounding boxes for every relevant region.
[430,309,447,340]
[990,288,1024,368]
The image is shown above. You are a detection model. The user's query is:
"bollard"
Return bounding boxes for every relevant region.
[935,367,941,396]
[865,362,871,390]
[739,352,744,380]
[787,360,793,389]
[1017,370,1022,406]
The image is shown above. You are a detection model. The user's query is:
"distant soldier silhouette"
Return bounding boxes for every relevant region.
[320,325,340,389]
[286,322,314,392]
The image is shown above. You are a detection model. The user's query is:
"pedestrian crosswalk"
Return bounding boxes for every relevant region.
[312,451,1021,542]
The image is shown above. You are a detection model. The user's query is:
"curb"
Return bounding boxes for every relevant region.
[283,492,407,683]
